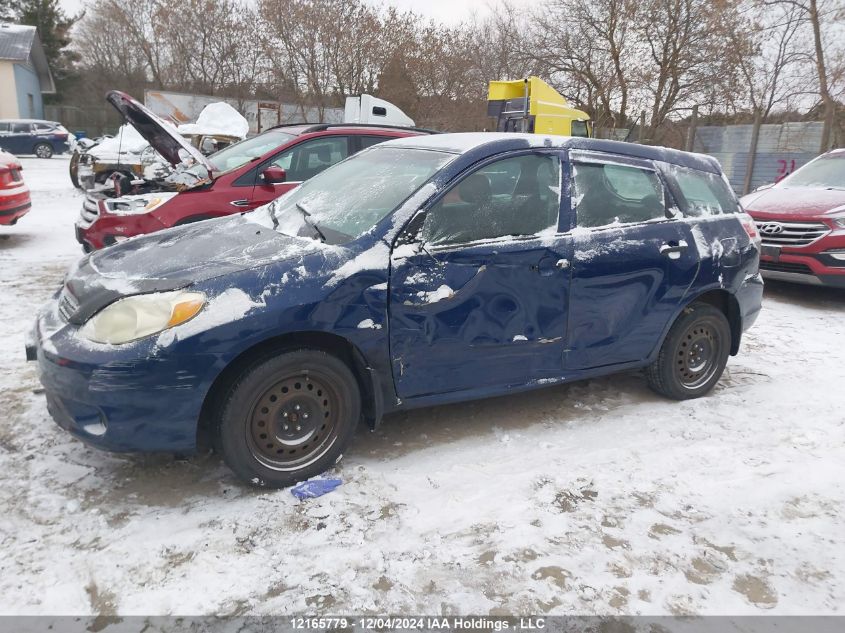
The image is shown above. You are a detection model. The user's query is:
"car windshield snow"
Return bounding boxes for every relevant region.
[263,147,453,245]
[778,153,845,190]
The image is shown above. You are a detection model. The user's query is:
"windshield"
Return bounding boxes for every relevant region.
[183,129,296,180]
[262,147,453,245]
[778,153,845,189]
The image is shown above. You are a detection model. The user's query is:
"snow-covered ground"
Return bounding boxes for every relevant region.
[0,157,843,616]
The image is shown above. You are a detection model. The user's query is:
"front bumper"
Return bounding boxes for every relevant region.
[759,254,845,288]
[75,205,168,251]
[27,301,218,453]
[752,215,845,288]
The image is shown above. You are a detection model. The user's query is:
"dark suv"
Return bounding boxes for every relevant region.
[29,134,763,488]
[0,119,71,158]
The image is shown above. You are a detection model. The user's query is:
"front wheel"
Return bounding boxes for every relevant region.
[216,349,361,488]
[645,303,731,400]
[34,142,53,158]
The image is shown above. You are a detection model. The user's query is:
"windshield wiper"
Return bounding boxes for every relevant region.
[295,202,327,243]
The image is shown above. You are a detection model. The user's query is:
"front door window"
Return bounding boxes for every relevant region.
[422,153,561,246]
[271,137,350,182]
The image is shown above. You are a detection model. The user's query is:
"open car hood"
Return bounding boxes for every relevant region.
[106,90,215,174]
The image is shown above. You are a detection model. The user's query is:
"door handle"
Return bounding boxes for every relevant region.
[533,257,570,275]
[230,199,250,208]
[659,240,688,260]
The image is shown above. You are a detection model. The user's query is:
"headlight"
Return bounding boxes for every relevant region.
[80,290,206,344]
[104,195,173,216]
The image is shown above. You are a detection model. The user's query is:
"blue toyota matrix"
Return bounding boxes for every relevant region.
[28,134,764,487]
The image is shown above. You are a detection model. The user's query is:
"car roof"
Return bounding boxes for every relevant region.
[269,123,433,137]
[380,132,723,173]
[0,118,57,125]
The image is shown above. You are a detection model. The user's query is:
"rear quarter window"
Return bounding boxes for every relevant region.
[665,165,739,216]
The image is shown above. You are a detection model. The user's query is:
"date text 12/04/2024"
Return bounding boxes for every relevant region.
[290,617,547,630]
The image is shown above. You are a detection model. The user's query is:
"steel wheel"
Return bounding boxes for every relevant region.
[675,320,723,390]
[246,371,342,471]
[217,349,361,487]
[646,302,731,400]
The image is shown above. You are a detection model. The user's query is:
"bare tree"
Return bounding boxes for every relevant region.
[636,0,749,139]
[761,0,843,149]
[528,0,638,128]
[727,1,810,120]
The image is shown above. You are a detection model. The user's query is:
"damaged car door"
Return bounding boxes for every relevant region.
[389,151,572,398]
[564,153,699,369]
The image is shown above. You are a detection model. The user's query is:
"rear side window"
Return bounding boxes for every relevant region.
[34,123,55,133]
[667,166,738,216]
[11,123,31,134]
[573,162,666,227]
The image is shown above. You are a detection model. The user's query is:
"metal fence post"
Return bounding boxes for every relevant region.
[685,105,698,152]
[743,109,763,195]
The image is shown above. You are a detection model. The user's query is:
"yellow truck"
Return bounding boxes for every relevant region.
[487,76,592,137]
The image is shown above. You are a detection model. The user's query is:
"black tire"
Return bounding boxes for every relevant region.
[34,142,53,159]
[216,349,361,488]
[69,151,81,188]
[645,302,731,400]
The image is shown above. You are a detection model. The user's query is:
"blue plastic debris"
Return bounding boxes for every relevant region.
[290,478,343,500]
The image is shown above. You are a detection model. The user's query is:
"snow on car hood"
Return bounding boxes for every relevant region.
[60,214,328,325]
[177,101,249,138]
[106,90,214,173]
[741,186,845,217]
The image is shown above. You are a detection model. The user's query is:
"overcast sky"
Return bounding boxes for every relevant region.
[57,0,530,24]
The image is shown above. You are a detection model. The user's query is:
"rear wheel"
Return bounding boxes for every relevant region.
[645,303,731,400]
[216,349,361,488]
[34,143,53,159]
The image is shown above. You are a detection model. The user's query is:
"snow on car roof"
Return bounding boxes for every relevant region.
[380,132,723,173]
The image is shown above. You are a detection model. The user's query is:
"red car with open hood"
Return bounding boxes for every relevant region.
[740,148,845,288]
[75,91,431,251]
[0,150,31,225]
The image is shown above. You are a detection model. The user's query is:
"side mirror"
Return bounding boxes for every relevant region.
[262,166,287,184]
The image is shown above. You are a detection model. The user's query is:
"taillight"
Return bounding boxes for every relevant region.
[0,166,23,185]
[739,213,761,245]
[53,133,68,141]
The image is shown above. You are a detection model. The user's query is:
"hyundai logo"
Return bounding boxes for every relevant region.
[759,222,784,235]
